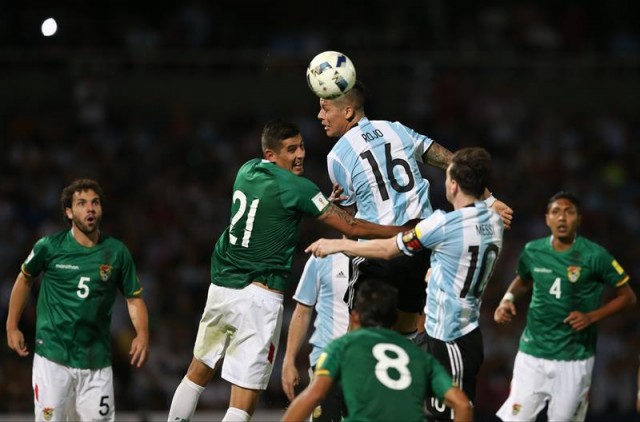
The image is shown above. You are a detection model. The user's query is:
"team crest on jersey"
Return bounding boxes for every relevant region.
[99,264,113,282]
[567,266,581,283]
[511,403,522,415]
[42,408,54,421]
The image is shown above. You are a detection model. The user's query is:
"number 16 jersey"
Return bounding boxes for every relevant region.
[327,117,434,226]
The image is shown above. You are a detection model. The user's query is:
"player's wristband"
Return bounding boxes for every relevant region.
[484,194,497,207]
[502,292,515,303]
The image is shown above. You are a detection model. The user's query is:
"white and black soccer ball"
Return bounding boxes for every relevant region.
[306,51,356,99]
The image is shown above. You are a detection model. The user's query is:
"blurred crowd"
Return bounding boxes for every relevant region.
[1,1,639,421]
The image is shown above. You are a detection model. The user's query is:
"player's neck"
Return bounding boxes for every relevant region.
[452,194,479,210]
[71,226,100,247]
[550,235,575,251]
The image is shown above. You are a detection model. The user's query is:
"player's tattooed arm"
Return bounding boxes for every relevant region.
[424,142,453,171]
[324,203,358,226]
[318,203,408,240]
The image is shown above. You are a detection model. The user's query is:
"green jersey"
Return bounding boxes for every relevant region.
[517,235,629,360]
[211,159,330,291]
[315,327,454,422]
[22,230,142,369]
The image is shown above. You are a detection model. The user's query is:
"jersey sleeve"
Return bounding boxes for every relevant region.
[293,255,321,306]
[21,237,50,278]
[314,335,347,381]
[396,211,446,256]
[282,175,330,217]
[394,122,434,163]
[425,352,456,400]
[516,242,535,280]
[119,245,143,298]
[327,151,356,207]
[593,246,630,288]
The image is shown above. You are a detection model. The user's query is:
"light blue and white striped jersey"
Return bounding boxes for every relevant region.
[396,202,504,341]
[327,117,434,226]
[293,253,350,366]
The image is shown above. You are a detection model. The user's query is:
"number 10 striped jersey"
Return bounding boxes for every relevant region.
[396,203,504,341]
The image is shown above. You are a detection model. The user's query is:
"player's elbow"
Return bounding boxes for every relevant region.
[626,291,637,307]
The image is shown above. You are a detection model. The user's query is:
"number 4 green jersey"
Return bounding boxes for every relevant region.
[316,327,454,422]
[22,230,143,369]
[517,235,630,360]
[211,159,330,291]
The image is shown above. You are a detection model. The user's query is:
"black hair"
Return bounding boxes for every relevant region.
[354,279,398,329]
[547,191,581,214]
[449,147,492,198]
[336,79,366,111]
[261,119,300,153]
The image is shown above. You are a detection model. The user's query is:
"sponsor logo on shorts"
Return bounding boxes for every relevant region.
[511,403,522,415]
[100,264,113,282]
[43,408,54,421]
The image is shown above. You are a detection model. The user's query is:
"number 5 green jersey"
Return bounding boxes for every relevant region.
[517,235,630,360]
[211,159,330,291]
[21,230,143,369]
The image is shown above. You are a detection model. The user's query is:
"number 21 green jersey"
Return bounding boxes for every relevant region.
[211,159,330,291]
[517,235,630,360]
[22,230,142,369]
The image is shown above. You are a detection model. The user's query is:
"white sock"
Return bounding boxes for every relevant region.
[167,376,205,422]
[222,407,251,422]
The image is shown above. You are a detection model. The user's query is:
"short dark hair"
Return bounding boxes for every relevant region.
[336,80,366,111]
[547,191,581,214]
[449,147,492,198]
[354,279,398,329]
[60,179,104,226]
[261,119,300,153]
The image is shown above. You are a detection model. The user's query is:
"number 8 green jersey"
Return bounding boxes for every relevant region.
[211,159,330,291]
[315,327,454,422]
[517,235,630,360]
[22,230,142,369]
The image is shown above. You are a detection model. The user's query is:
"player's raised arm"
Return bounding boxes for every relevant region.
[316,202,414,240]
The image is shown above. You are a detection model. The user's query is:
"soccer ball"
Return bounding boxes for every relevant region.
[306,51,356,99]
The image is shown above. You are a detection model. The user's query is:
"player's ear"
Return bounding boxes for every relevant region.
[349,309,362,329]
[263,148,276,162]
[345,105,355,121]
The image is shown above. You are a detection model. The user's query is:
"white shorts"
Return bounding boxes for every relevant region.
[193,283,284,390]
[496,351,594,422]
[32,353,115,421]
